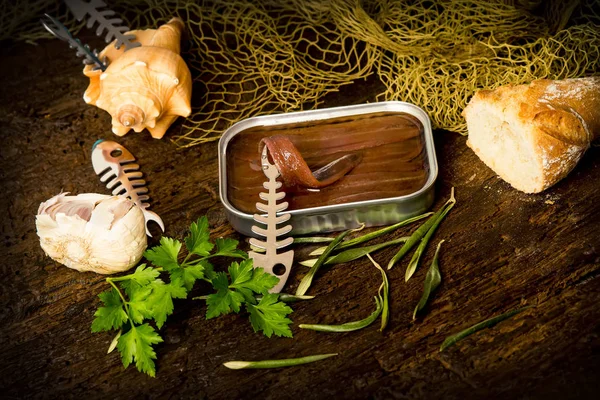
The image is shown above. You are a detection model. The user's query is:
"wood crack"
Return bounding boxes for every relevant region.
[436,356,478,390]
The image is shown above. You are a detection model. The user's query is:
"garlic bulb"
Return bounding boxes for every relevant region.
[36,193,147,274]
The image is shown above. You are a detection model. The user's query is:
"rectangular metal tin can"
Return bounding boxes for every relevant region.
[218,101,438,236]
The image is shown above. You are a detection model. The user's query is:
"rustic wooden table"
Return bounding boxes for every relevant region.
[1,39,599,399]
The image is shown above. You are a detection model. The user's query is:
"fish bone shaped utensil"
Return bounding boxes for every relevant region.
[91,140,164,236]
[247,146,294,293]
[64,0,141,50]
[40,13,107,71]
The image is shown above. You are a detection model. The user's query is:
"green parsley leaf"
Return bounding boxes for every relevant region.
[229,259,254,286]
[116,264,160,287]
[91,288,128,332]
[211,271,230,291]
[146,280,187,328]
[169,260,207,291]
[118,265,160,305]
[205,272,245,319]
[117,323,163,377]
[225,261,278,304]
[185,217,214,256]
[247,294,293,338]
[237,266,279,296]
[203,261,217,281]
[127,284,153,324]
[144,237,182,271]
[215,238,247,259]
[229,260,279,293]
[228,260,279,302]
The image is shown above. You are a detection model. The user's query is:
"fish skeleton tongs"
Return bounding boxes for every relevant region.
[248,146,294,293]
[91,140,164,236]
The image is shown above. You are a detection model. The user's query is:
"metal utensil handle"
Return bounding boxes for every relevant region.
[248,146,294,293]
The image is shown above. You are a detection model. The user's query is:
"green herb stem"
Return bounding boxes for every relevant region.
[413,240,444,320]
[294,237,336,244]
[299,296,383,332]
[277,294,316,303]
[309,212,433,256]
[181,253,193,266]
[185,257,206,265]
[223,353,338,369]
[439,306,533,352]
[327,236,409,265]
[388,188,455,271]
[106,279,136,330]
[107,279,129,309]
[387,219,437,270]
[405,189,455,281]
[295,228,352,296]
[367,254,390,331]
[249,245,266,253]
[106,274,134,283]
[195,293,313,303]
[252,237,335,253]
[300,236,409,268]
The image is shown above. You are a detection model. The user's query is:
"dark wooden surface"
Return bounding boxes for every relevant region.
[1,38,600,400]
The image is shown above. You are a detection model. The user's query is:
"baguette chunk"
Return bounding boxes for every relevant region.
[464,77,600,193]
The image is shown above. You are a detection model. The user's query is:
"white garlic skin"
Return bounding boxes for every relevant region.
[36,193,147,274]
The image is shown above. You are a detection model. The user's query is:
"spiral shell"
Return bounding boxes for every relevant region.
[83,18,192,139]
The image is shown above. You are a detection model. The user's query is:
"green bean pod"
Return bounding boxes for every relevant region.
[295,228,352,296]
[388,189,455,271]
[440,306,533,352]
[367,254,390,331]
[299,296,383,332]
[309,212,433,256]
[405,193,455,281]
[413,240,444,320]
[223,353,338,369]
[294,236,336,244]
[300,236,409,268]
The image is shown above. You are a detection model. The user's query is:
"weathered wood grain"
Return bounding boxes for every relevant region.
[1,39,599,400]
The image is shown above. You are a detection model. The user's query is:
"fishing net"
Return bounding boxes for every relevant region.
[3,0,599,146]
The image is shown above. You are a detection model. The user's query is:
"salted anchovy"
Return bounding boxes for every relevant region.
[91,140,164,236]
[247,146,294,293]
[260,136,362,189]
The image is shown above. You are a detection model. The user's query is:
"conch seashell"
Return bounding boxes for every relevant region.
[83,17,192,139]
[36,193,147,274]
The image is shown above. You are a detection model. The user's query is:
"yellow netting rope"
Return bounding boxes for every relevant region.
[3,0,599,146]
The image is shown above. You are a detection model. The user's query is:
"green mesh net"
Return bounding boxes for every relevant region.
[3,0,599,146]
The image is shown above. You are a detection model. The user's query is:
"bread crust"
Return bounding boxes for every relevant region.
[464,76,600,193]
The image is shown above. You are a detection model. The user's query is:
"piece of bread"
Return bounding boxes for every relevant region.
[464,76,600,193]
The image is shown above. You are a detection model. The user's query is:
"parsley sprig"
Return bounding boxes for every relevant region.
[205,259,292,338]
[91,217,294,377]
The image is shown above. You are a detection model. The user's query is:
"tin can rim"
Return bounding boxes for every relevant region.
[218,101,438,220]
